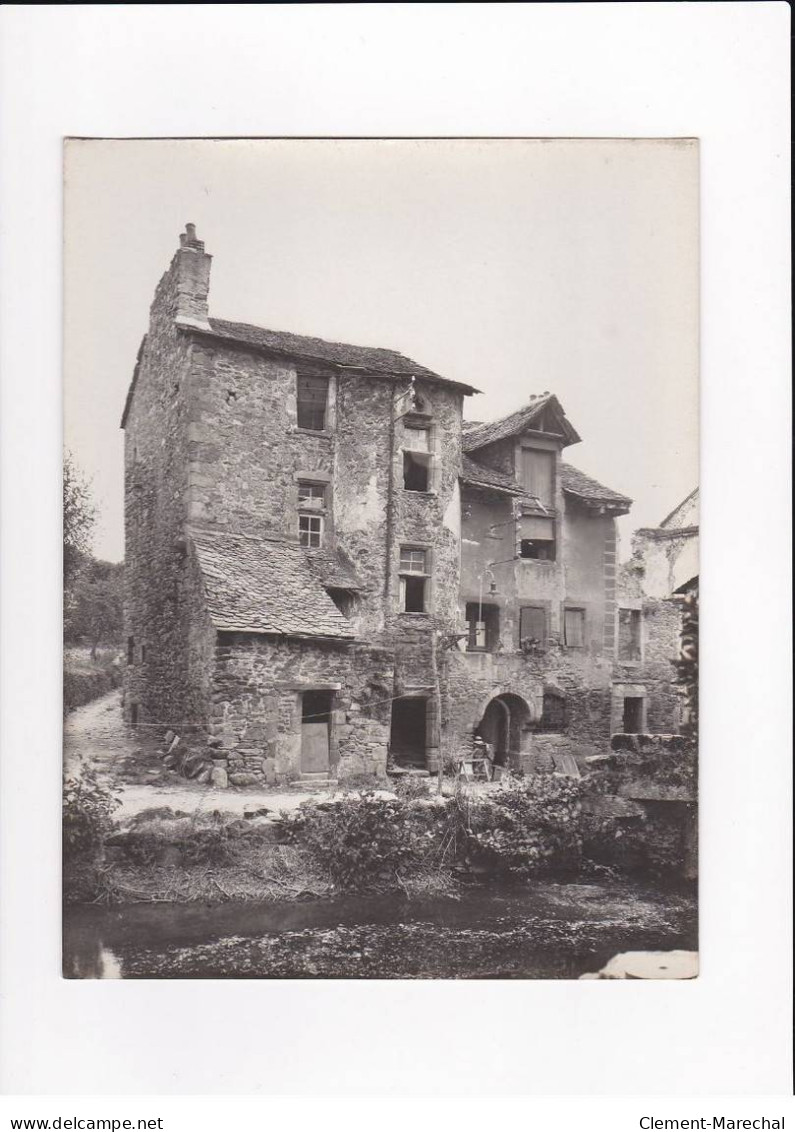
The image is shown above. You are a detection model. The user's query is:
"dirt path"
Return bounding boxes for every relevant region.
[63,691,330,820]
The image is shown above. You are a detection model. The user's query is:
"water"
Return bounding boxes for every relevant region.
[63,879,696,979]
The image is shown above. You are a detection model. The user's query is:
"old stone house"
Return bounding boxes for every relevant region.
[122,226,642,786]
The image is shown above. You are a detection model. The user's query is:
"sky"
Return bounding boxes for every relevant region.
[64,138,699,563]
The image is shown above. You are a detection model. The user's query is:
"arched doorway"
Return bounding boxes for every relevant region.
[476,693,532,769]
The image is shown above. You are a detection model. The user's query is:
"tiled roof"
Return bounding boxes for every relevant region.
[462,394,581,451]
[460,455,527,496]
[200,318,479,394]
[305,547,365,591]
[560,463,632,511]
[190,528,355,639]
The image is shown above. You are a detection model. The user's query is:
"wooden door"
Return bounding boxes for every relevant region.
[301,690,332,773]
[301,722,330,773]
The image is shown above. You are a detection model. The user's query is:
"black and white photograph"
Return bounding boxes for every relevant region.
[63,138,699,980]
[1,1,790,1107]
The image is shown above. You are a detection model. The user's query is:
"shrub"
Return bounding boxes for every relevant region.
[393,775,431,801]
[462,776,585,875]
[292,793,420,890]
[181,821,233,865]
[63,767,120,862]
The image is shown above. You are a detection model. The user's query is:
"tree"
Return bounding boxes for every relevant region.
[64,558,124,655]
[63,451,95,582]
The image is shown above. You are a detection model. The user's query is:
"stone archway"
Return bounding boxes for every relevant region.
[476,692,533,770]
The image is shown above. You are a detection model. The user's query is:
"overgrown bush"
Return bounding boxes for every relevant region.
[280,793,421,890]
[461,776,586,875]
[63,767,120,862]
[393,775,431,801]
[278,776,598,889]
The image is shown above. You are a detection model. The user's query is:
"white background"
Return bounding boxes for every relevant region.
[0,0,791,1109]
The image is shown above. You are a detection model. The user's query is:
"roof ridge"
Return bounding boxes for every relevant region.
[462,394,581,451]
[209,316,412,363]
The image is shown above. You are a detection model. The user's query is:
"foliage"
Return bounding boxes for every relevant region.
[672,589,699,738]
[63,766,120,861]
[392,775,431,801]
[279,776,600,889]
[63,452,96,583]
[278,793,421,890]
[597,740,697,794]
[64,558,124,651]
[460,776,586,875]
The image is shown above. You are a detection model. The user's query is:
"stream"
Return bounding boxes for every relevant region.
[63,877,696,979]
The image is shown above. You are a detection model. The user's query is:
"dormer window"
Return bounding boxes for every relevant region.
[297,374,329,431]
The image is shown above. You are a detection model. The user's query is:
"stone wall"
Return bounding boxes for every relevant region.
[123,242,213,736]
[207,634,395,784]
[442,645,614,771]
[612,589,684,736]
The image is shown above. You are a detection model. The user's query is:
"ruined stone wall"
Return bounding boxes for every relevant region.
[123,247,215,735]
[207,634,395,784]
[612,595,683,735]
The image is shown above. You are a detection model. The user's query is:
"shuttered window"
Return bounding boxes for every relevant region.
[564,608,585,647]
[538,692,566,732]
[519,516,556,560]
[520,606,546,644]
[520,448,555,505]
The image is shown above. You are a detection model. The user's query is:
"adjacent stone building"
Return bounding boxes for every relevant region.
[614,489,699,737]
[123,226,659,786]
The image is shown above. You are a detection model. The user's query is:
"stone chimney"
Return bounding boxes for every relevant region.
[173,223,212,331]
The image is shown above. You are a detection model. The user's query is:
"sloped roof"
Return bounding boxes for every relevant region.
[460,455,527,496]
[560,463,632,511]
[190,528,355,639]
[462,394,581,451]
[197,318,478,394]
[305,546,365,591]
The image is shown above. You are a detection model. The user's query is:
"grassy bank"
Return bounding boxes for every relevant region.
[63,773,652,907]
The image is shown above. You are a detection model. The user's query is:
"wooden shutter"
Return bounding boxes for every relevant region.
[564,608,585,647]
[520,606,546,642]
[521,449,555,505]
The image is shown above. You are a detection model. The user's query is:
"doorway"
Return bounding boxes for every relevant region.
[301,690,333,773]
[476,693,531,768]
[390,697,427,768]
[622,696,645,734]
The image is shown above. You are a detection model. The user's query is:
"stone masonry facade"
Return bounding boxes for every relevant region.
[122,226,685,786]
